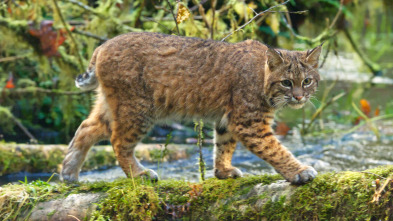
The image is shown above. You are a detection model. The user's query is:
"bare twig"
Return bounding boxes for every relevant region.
[0,54,30,62]
[319,40,332,68]
[343,28,381,76]
[248,5,258,15]
[280,0,293,29]
[329,0,344,29]
[142,17,174,34]
[221,0,290,42]
[67,215,81,221]
[210,0,217,39]
[65,0,105,18]
[165,0,180,35]
[52,0,84,71]
[73,29,108,42]
[302,92,346,134]
[134,0,146,28]
[194,119,205,181]
[372,177,392,203]
[10,115,37,143]
[141,16,203,21]
[7,87,89,96]
[192,0,211,36]
[189,0,208,12]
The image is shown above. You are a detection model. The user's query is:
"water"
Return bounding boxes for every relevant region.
[74,126,393,183]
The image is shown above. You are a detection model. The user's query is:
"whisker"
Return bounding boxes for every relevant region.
[307,100,317,109]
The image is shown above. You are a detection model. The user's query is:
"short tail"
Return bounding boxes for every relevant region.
[75,46,101,91]
[75,68,97,91]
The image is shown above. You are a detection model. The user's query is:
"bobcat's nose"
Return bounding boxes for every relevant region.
[294,96,303,101]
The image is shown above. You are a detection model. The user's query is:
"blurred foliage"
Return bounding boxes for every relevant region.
[0,0,392,143]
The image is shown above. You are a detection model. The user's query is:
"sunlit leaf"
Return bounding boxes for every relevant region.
[233,2,246,18]
[233,2,256,19]
[176,3,190,24]
[266,13,280,34]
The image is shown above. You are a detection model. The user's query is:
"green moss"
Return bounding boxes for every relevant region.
[0,144,189,176]
[260,166,393,220]
[0,107,15,134]
[0,145,117,176]
[2,166,393,220]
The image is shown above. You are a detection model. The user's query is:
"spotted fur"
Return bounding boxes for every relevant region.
[61,32,322,184]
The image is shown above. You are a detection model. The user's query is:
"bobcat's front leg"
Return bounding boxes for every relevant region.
[232,114,317,184]
[214,125,242,179]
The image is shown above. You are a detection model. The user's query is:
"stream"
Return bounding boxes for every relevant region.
[76,124,393,183]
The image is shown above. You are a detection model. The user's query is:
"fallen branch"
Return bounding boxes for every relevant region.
[343,28,382,76]
[10,115,37,143]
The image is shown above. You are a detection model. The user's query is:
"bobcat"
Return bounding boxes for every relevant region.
[61,32,321,184]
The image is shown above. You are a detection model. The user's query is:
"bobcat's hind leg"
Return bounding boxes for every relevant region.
[214,125,243,179]
[61,112,111,182]
[110,111,158,181]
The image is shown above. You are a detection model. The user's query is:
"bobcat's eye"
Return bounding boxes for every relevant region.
[281,80,292,87]
[303,78,312,86]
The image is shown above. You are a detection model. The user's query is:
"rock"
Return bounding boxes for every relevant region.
[28,193,106,221]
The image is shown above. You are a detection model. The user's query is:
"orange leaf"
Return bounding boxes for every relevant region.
[374,107,380,117]
[276,122,290,136]
[5,79,15,89]
[28,20,67,57]
[360,99,371,117]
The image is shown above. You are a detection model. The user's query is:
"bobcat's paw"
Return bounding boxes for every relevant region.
[214,167,243,179]
[139,169,159,182]
[60,170,79,183]
[290,166,317,185]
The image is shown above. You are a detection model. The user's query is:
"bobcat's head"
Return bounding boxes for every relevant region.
[264,45,322,109]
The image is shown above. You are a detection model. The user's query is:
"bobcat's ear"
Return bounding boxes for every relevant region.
[266,47,284,70]
[305,43,323,68]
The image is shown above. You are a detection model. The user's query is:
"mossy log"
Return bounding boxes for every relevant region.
[0,144,191,176]
[1,166,392,220]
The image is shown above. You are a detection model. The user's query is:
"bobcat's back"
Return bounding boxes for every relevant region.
[86,32,269,120]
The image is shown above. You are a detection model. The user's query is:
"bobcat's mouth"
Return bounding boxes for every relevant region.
[287,98,308,109]
[288,102,306,109]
